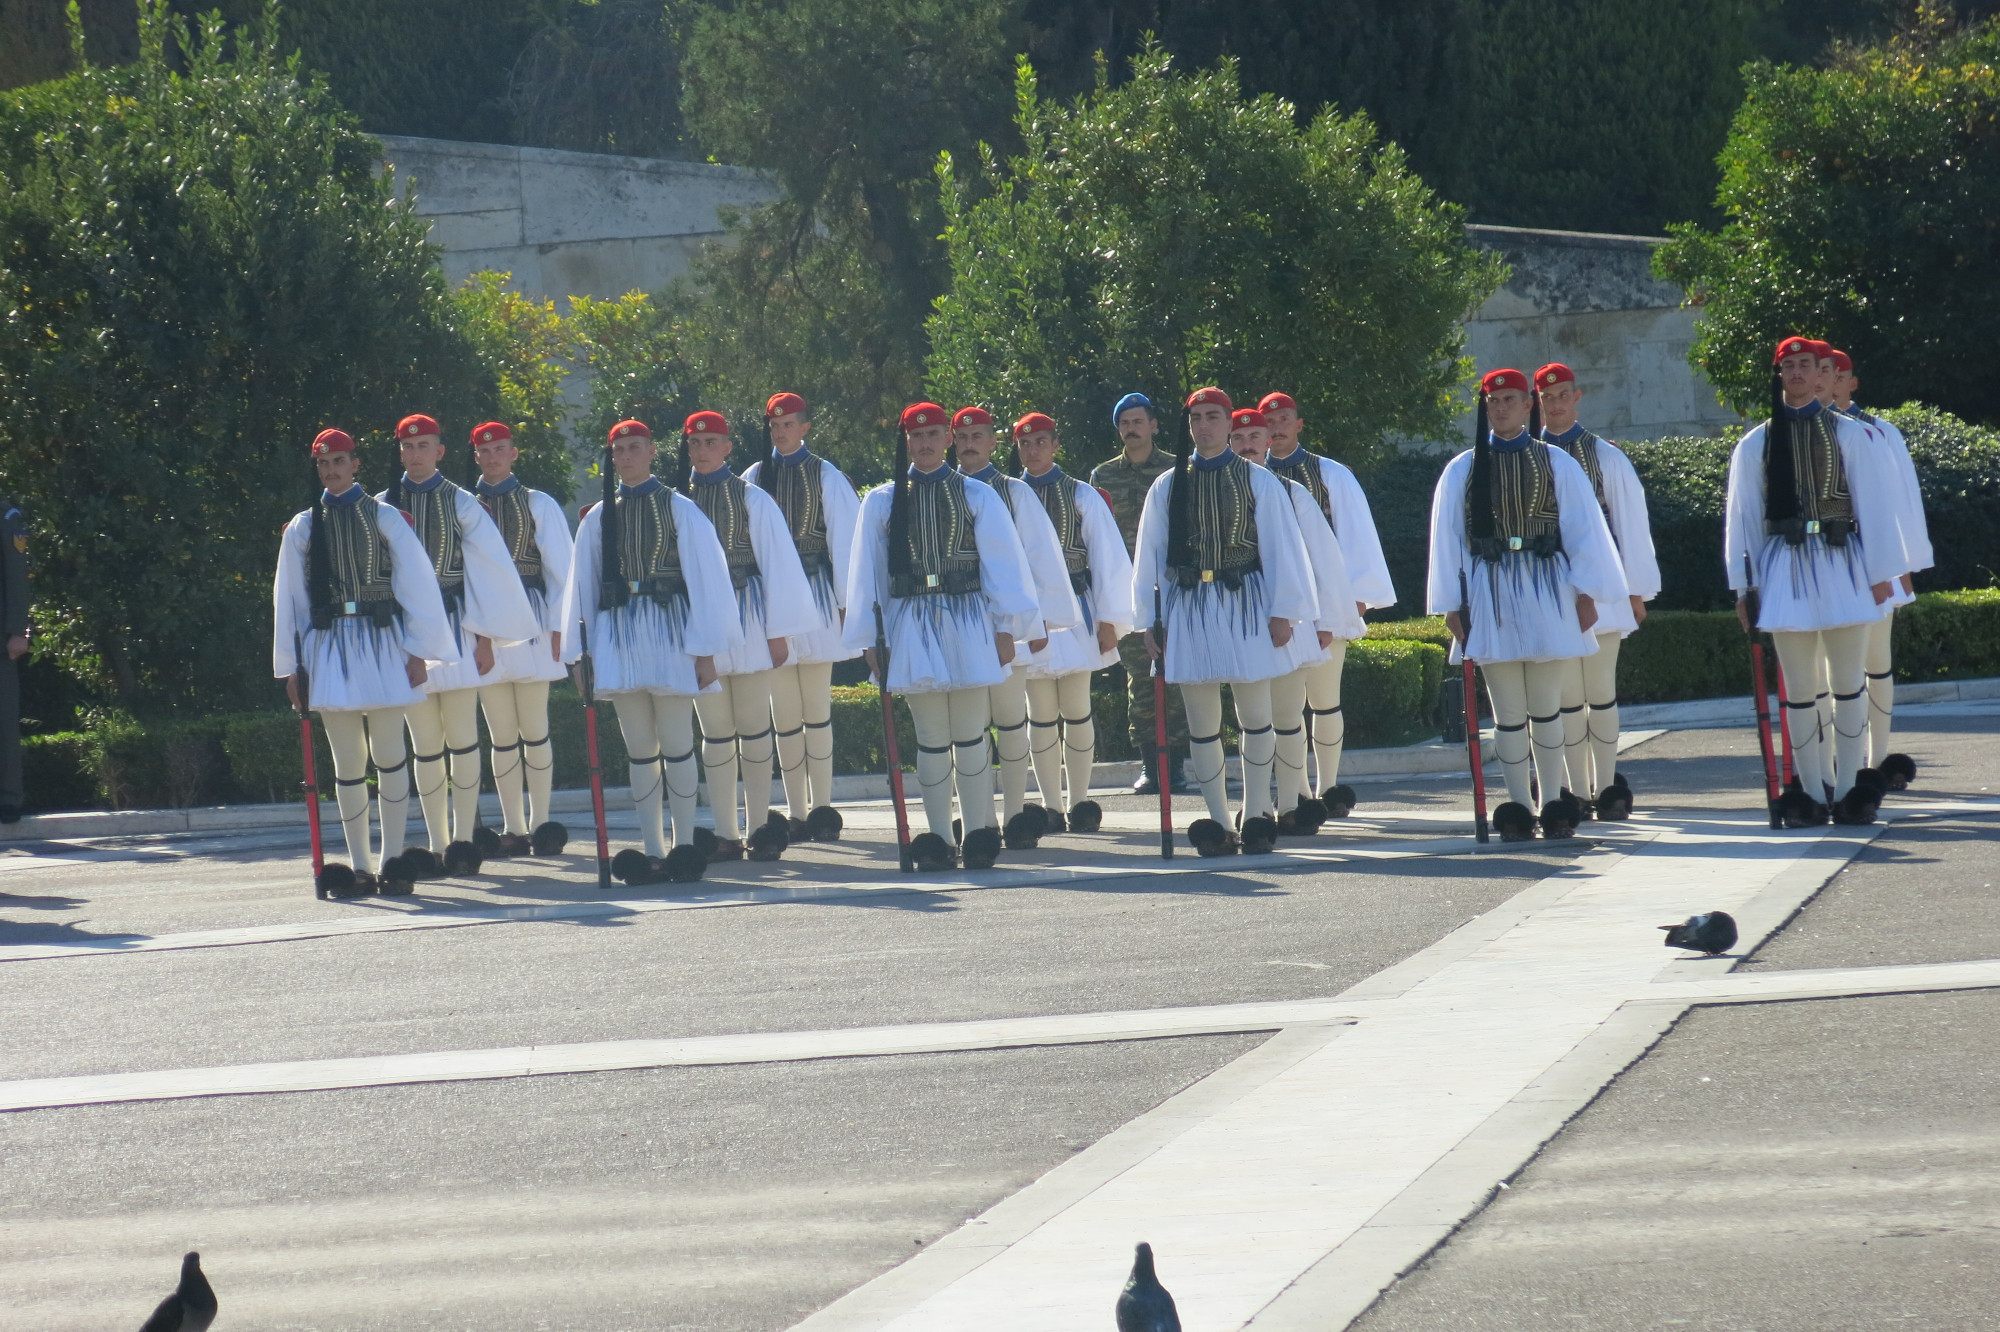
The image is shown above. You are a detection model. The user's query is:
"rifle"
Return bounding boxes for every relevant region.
[874,603,914,873]
[1152,585,1173,858]
[1459,571,1489,844]
[1743,554,1782,827]
[294,632,330,896]
[577,619,613,889]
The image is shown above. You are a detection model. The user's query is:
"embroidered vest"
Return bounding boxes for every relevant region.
[892,473,983,599]
[480,485,545,593]
[1468,443,1564,560]
[1267,449,1335,533]
[602,485,686,608]
[766,454,832,578]
[1551,430,1611,524]
[690,474,761,590]
[1768,413,1855,545]
[1170,456,1263,590]
[310,497,400,630]
[1031,474,1093,596]
[403,480,467,609]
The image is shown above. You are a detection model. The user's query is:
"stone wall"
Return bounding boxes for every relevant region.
[1459,225,1743,444]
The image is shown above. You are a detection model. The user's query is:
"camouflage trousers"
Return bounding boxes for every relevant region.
[1119,631,1189,752]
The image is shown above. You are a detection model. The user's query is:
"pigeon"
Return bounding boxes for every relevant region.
[1239,814,1280,855]
[315,861,360,899]
[1539,798,1579,840]
[1321,783,1358,818]
[442,839,485,876]
[1879,752,1916,791]
[1660,910,1738,955]
[961,824,1003,869]
[747,811,790,861]
[1595,772,1634,821]
[662,844,708,882]
[1493,800,1536,842]
[530,820,569,856]
[612,847,658,884]
[1068,799,1103,833]
[1115,1242,1180,1332]
[138,1250,217,1332]
[1187,817,1236,856]
[1276,796,1327,836]
[1774,776,1829,828]
[1832,784,1880,825]
[1004,810,1044,850]
[806,805,844,841]
[398,845,446,879]
[909,831,956,871]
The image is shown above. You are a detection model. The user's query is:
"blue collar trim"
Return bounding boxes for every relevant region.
[1488,430,1532,453]
[474,476,522,496]
[619,477,663,497]
[693,464,734,486]
[403,471,446,493]
[1192,451,1233,472]
[1782,400,1823,420]
[964,463,1000,484]
[909,463,951,483]
[773,446,812,466]
[323,485,365,507]
[1544,423,1585,444]
[1024,465,1063,487]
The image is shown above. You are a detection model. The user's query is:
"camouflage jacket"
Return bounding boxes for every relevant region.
[1088,447,1176,555]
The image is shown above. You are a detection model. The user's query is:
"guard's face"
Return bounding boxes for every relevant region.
[952,423,997,472]
[685,430,732,474]
[315,450,359,492]
[906,423,950,470]
[1539,381,1582,429]
[1187,403,1231,454]
[1832,368,1859,401]
[1778,352,1818,398]
[610,435,658,483]
[1117,408,1157,450]
[399,434,445,480]
[1815,358,1838,402]
[473,438,519,483]
[1264,407,1300,451]
[1014,429,1058,474]
[1228,426,1270,463]
[1485,389,1531,437]
[768,411,810,452]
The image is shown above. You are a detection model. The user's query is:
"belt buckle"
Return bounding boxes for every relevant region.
[925,573,939,588]
[1201,570,1215,583]
[1805,519,1821,535]
[342,600,358,614]
[629,580,643,593]
[1507,536,1523,551]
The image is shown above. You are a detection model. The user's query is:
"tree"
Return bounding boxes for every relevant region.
[1655,9,2000,424]
[0,1,497,711]
[927,47,1504,471]
[452,272,577,501]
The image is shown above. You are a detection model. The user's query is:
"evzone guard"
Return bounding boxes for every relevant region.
[274,429,453,895]
[1131,387,1321,856]
[1726,337,1905,825]
[564,419,739,883]
[1225,406,1363,836]
[1010,411,1135,836]
[948,406,1081,846]
[1260,391,1397,815]
[679,410,819,862]
[468,421,575,858]
[381,414,539,884]
[742,392,862,842]
[1428,369,1628,840]
[1825,346,1927,788]
[1532,364,1660,819]
[843,403,1040,871]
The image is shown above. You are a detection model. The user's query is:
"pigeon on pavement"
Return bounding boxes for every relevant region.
[1659,910,1738,955]
[1115,1242,1180,1332]
[138,1251,216,1332]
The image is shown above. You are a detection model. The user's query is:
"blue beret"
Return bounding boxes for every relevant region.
[1112,392,1154,424]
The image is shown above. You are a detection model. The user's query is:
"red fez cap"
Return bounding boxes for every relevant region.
[1012,412,1057,438]
[1810,339,1836,359]
[608,419,652,444]
[1534,363,1575,389]
[311,429,355,456]
[951,406,994,429]
[766,392,807,419]
[1186,387,1232,411]
[1773,336,1817,365]
[1829,349,1853,373]
[397,414,440,440]
[901,402,946,430]
[1230,408,1268,431]
[1480,369,1530,396]
[1258,392,1298,415]
[470,421,513,446]
[684,410,729,437]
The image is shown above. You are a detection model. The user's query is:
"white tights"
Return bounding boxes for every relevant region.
[1180,680,1276,825]
[1269,667,1309,812]
[405,688,482,850]
[1303,650,1347,796]
[319,708,409,874]
[768,661,836,817]
[1865,613,1895,766]
[694,670,776,842]
[1025,671,1095,812]
[987,665,1032,823]
[1773,625,1869,800]
[905,688,995,839]
[479,680,552,834]
[1559,633,1622,798]
[1480,660,1568,808]
[611,690,699,857]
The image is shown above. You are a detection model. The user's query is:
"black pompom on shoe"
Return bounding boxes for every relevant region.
[788,816,813,843]
[612,847,657,884]
[1776,777,1830,828]
[1852,766,1888,798]
[1278,797,1327,836]
[1832,785,1880,825]
[806,805,844,841]
[690,826,719,862]
[1188,818,1235,856]
[747,812,790,861]
[1039,805,1068,834]
[1239,815,1280,855]
[1321,784,1357,818]
[961,825,1003,869]
[1019,804,1052,839]
[1879,753,1916,791]
[1493,801,1536,842]
[530,821,569,856]
[663,844,709,882]
[1004,811,1043,850]
[909,831,956,871]
[1556,788,1588,826]
[499,831,534,857]
[1538,800,1578,840]
[443,840,485,876]
[472,825,505,859]
[316,862,358,899]
[376,853,416,895]
[1067,799,1103,833]
[1596,776,1633,821]
[399,846,445,880]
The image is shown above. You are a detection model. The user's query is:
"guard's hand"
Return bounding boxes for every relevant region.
[995,632,1016,666]
[474,635,495,676]
[1029,636,1049,654]
[1318,629,1334,649]
[768,636,790,669]
[406,655,428,687]
[1575,594,1598,634]
[695,655,718,689]
[1445,611,1465,646]
[549,630,562,662]
[285,673,301,712]
[1900,573,1914,595]
[1269,617,1293,648]
[1355,600,1367,622]
[863,646,880,681]
[1097,622,1117,654]
[1871,580,1893,605]
[1143,628,1162,660]
[1630,595,1647,626]
[6,633,26,661]
[1735,596,1752,634]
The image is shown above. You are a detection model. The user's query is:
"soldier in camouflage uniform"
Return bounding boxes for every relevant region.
[1088,392,1188,794]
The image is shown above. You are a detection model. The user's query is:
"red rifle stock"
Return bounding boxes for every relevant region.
[1152,586,1173,859]
[874,604,914,873]
[1458,575,1489,844]
[1743,556,1782,826]
[293,632,328,893]
[577,620,612,890]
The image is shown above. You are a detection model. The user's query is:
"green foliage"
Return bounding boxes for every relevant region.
[1619,433,1737,610]
[928,48,1503,472]
[1343,638,1447,748]
[453,271,578,500]
[1364,616,1454,649]
[20,731,98,812]
[1880,403,2000,591]
[1353,449,1454,620]
[1610,609,1763,703]
[0,3,498,711]
[1895,587,2000,681]
[1655,12,2000,423]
